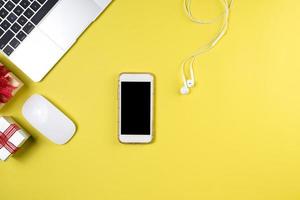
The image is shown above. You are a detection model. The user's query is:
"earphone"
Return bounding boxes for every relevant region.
[181,56,196,94]
[180,0,233,95]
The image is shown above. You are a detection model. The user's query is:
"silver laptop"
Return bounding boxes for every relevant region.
[0,0,111,82]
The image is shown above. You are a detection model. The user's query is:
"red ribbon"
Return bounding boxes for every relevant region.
[0,124,20,154]
[0,65,16,104]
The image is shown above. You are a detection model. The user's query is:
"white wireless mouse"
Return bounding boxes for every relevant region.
[22,94,76,145]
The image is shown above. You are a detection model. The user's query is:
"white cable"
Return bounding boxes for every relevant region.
[181,0,233,94]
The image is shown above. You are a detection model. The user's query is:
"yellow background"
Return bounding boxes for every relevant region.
[1,0,300,199]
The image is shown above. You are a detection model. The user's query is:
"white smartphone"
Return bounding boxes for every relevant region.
[118,73,154,143]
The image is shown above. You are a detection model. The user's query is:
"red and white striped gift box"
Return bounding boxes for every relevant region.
[0,116,30,161]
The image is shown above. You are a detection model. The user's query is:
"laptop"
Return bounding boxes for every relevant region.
[0,0,112,82]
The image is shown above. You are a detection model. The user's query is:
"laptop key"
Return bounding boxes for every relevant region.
[0,8,8,18]
[0,0,4,7]
[0,29,4,37]
[7,13,17,23]
[0,30,14,49]
[13,5,24,16]
[0,20,11,30]
[11,22,21,33]
[23,21,34,34]
[12,0,21,4]
[31,0,58,25]
[24,8,34,19]
[16,30,26,41]
[4,1,15,11]
[17,15,27,25]
[30,1,40,11]
[10,38,20,48]
[20,0,30,9]
[3,45,13,56]
[37,0,46,4]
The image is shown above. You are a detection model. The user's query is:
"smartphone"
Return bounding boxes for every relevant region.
[118,73,154,143]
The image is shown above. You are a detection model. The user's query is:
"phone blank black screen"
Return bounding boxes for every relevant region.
[121,82,151,135]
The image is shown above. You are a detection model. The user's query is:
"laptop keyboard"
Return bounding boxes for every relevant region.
[0,0,58,56]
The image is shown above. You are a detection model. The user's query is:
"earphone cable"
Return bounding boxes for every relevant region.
[181,0,233,92]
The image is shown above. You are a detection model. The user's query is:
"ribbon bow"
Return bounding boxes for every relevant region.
[0,124,20,154]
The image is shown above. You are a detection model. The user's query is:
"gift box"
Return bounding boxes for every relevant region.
[0,116,30,161]
[0,63,23,109]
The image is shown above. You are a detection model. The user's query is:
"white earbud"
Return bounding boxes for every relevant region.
[180,85,190,95]
[180,57,196,95]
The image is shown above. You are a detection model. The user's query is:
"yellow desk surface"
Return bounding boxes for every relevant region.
[1,0,300,199]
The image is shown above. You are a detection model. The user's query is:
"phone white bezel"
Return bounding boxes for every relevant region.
[118,73,154,144]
